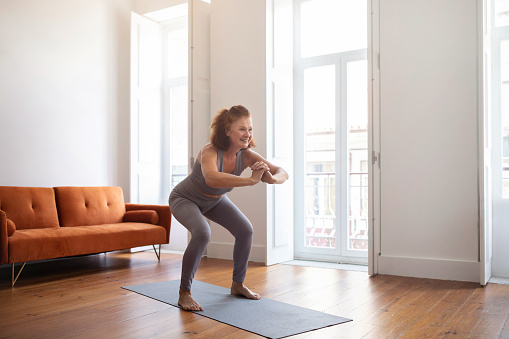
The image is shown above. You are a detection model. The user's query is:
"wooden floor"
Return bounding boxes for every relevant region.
[1,252,508,339]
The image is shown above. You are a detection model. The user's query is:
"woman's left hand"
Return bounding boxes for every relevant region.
[261,171,277,184]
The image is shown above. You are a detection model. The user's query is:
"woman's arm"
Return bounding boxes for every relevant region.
[243,149,289,185]
[200,145,267,188]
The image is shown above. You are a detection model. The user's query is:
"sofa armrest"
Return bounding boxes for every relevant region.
[0,210,8,264]
[125,204,171,243]
[123,210,159,224]
[7,219,15,236]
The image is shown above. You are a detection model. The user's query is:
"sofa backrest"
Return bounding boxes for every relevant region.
[54,186,126,227]
[0,186,60,229]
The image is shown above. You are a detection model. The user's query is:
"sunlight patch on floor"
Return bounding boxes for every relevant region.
[489,277,509,285]
[282,260,368,272]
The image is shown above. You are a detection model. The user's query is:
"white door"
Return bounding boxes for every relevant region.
[490,0,509,280]
[266,0,295,265]
[378,0,479,269]
[130,12,162,204]
[480,0,493,286]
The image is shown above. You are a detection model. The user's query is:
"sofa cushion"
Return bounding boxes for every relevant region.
[8,223,166,263]
[123,210,159,224]
[0,187,60,230]
[7,219,15,237]
[54,187,126,227]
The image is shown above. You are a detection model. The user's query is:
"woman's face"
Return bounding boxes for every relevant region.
[227,116,253,149]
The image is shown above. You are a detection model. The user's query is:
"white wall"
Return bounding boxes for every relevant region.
[376,0,481,282]
[0,0,131,196]
[208,0,268,262]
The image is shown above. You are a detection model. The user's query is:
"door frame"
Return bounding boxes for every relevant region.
[368,0,380,276]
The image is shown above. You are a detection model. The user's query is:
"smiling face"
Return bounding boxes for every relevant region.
[226,116,253,150]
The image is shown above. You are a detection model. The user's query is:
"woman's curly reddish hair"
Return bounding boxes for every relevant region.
[209,105,257,151]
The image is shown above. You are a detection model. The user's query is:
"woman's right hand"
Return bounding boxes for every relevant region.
[250,168,265,184]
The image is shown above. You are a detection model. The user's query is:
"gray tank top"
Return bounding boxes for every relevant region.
[190,148,245,195]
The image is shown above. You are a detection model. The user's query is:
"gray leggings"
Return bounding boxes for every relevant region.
[169,183,253,292]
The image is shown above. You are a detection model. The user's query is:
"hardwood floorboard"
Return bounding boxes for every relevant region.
[1,251,509,339]
[435,283,502,337]
[362,279,452,338]
[469,284,509,338]
[500,316,509,339]
[398,281,478,338]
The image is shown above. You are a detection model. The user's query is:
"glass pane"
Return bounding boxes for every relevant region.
[495,0,509,27]
[303,65,336,249]
[167,26,188,79]
[502,40,509,197]
[170,85,188,189]
[300,0,367,58]
[347,60,368,251]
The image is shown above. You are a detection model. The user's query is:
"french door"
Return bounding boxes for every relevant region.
[294,53,368,263]
[293,0,369,264]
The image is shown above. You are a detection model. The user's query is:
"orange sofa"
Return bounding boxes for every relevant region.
[0,186,171,286]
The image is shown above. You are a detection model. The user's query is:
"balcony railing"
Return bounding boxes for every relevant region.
[305,171,368,250]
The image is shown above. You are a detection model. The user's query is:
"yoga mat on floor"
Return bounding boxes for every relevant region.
[123,280,351,339]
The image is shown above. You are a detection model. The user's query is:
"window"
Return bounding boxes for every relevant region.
[163,17,189,193]
[495,0,509,27]
[300,0,367,58]
[132,5,189,204]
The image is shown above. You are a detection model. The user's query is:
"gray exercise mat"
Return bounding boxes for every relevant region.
[123,280,351,339]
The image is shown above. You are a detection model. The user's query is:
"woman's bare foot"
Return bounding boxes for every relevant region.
[178,290,203,311]
[231,282,261,300]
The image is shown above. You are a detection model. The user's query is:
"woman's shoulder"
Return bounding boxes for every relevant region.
[199,143,218,162]
[242,148,261,157]
[202,143,218,154]
[241,148,264,165]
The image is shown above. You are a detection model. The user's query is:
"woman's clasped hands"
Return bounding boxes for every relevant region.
[250,161,270,184]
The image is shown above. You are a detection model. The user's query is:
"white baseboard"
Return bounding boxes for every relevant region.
[207,242,266,263]
[377,255,480,283]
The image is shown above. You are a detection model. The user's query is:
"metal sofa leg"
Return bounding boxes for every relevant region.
[153,244,161,261]
[12,262,26,287]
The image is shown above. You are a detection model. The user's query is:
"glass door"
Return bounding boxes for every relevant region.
[294,0,368,263]
[301,64,337,253]
[344,58,369,257]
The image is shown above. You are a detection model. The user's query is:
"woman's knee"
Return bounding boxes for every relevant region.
[237,220,253,239]
[191,227,211,244]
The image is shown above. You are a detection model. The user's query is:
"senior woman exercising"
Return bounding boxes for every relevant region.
[169,105,288,311]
